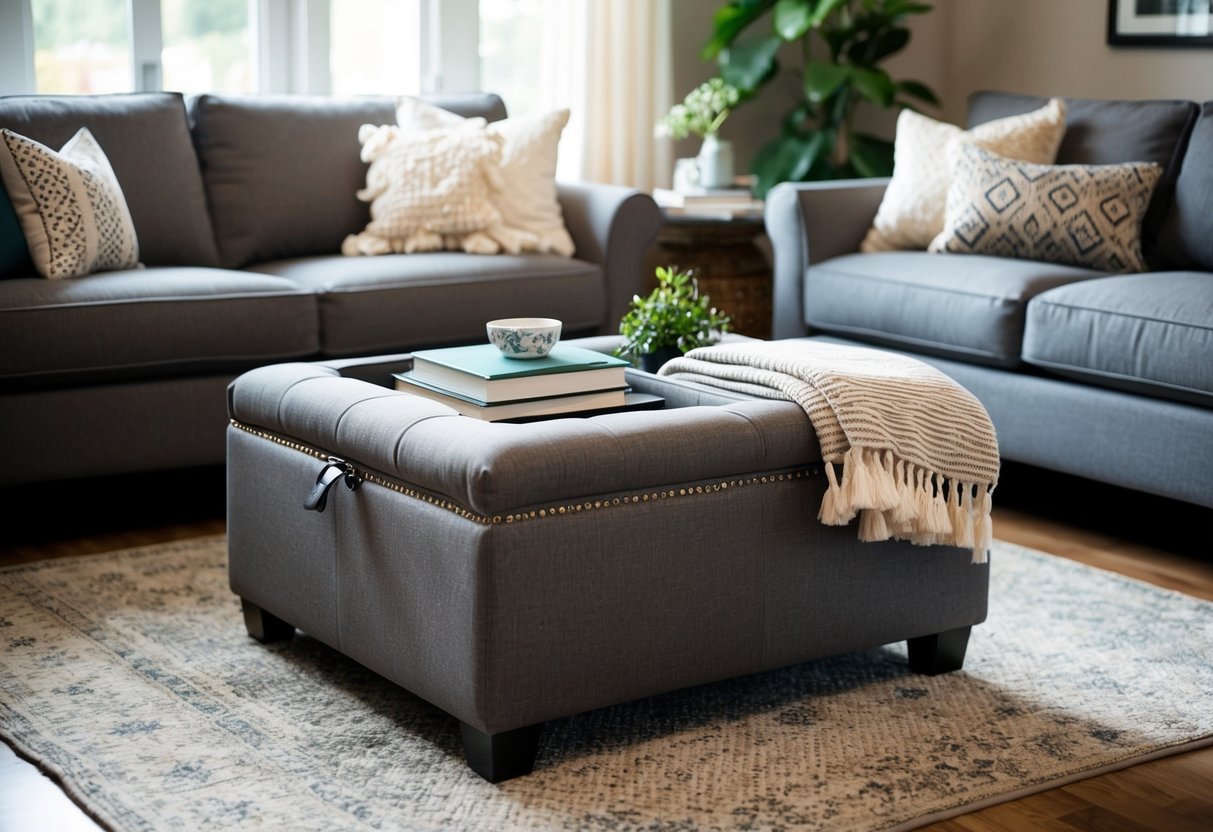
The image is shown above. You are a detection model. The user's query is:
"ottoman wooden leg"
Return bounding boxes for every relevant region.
[241,598,296,643]
[459,721,544,783]
[907,625,971,675]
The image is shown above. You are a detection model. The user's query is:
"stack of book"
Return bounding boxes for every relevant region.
[393,343,659,422]
[652,186,763,220]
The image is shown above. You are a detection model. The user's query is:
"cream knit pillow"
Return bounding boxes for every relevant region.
[860,98,1067,252]
[0,127,139,278]
[396,96,575,256]
[342,121,535,256]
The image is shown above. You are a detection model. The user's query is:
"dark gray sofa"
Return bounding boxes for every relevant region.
[765,91,1213,510]
[0,92,659,485]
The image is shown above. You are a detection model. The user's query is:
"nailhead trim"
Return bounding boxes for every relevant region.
[231,419,821,526]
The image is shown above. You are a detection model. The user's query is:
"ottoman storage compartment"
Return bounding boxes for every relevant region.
[226,356,990,781]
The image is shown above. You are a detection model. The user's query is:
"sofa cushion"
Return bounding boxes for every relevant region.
[0,127,140,279]
[249,253,603,356]
[0,267,318,388]
[1157,101,1213,271]
[965,91,1198,262]
[189,93,509,268]
[1022,272,1213,407]
[0,92,221,269]
[929,144,1161,274]
[805,251,1106,367]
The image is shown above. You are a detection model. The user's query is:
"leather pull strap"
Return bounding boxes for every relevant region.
[304,456,361,512]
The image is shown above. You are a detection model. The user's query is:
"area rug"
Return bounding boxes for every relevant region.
[2,537,1211,832]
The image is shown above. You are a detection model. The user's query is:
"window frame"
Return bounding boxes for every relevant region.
[0,0,479,97]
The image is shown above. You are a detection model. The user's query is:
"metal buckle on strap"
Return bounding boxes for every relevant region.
[303,456,362,512]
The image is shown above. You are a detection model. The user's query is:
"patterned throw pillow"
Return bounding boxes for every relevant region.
[343,121,534,256]
[860,98,1067,252]
[928,144,1162,273]
[0,127,139,279]
[396,96,575,257]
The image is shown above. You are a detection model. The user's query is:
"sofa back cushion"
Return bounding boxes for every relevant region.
[0,92,221,269]
[1156,101,1213,271]
[966,91,1198,265]
[190,93,508,268]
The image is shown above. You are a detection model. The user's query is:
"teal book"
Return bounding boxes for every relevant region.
[407,343,630,403]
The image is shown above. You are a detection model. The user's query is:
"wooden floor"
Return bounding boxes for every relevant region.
[2,462,1211,831]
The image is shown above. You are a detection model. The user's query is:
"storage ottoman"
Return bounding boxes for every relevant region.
[225,353,989,781]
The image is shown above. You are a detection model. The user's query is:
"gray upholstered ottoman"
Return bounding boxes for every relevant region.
[225,353,989,782]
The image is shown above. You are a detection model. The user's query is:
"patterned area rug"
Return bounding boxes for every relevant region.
[2,536,1211,832]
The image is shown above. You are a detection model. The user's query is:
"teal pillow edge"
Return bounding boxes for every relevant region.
[0,183,34,278]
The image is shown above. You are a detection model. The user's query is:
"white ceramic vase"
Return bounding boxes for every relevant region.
[696,134,734,189]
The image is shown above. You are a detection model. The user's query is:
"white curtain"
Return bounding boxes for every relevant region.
[492,0,672,190]
[580,0,673,190]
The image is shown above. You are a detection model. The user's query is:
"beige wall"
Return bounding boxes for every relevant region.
[669,0,1212,182]
[942,0,1213,124]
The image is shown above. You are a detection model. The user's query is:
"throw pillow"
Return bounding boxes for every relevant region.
[860,98,1067,253]
[0,127,139,279]
[928,143,1162,273]
[0,185,33,279]
[396,96,575,256]
[343,120,535,256]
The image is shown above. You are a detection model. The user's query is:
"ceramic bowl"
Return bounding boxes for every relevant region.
[486,317,562,359]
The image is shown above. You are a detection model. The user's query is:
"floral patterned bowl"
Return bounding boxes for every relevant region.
[486,317,562,359]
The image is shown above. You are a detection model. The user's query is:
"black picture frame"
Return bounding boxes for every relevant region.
[1108,0,1213,47]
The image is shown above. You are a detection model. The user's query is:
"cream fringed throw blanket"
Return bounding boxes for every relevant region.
[658,341,1000,563]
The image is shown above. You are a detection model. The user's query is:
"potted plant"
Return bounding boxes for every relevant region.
[615,265,732,372]
[703,0,939,197]
[655,77,743,189]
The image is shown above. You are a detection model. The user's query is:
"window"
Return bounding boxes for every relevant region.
[329,0,422,96]
[161,0,251,94]
[32,0,130,94]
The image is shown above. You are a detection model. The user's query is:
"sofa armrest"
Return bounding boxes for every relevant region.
[557,182,662,337]
[764,178,890,339]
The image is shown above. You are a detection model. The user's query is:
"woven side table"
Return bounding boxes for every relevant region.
[645,211,773,339]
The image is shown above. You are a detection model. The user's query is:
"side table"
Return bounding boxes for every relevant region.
[644,210,773,340]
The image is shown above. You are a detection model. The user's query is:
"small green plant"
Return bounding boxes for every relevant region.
[615,266,732,367]
[654,77,743,140]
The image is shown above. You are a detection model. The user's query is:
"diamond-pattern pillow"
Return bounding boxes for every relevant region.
[860,98,1067,253]
[928,144,1162,273]
[0,127,139,279]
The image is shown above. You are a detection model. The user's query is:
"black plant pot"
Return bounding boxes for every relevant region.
[638,346,682,374]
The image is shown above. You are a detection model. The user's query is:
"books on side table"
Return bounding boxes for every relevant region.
[652,186,764,220]
[393,343,662,422]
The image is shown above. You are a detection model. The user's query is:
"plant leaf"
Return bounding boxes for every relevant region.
[810,0,848,27]
[773,0,813,41]
[882,0,933,18]
[721,36,783,93]
[751,132,827,197]
[847,26,909,63]
[804,60,849,103]
[849,131,895,177]
[848,66,895,106]
[702,0,778,59]
[896,78,940,106]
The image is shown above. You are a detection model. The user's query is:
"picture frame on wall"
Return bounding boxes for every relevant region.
[1107,0,1213,47]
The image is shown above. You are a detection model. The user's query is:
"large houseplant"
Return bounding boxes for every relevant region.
[703,0,939,197]
[615,266,732,372]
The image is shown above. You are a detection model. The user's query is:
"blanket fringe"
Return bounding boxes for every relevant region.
[821,447,992,564]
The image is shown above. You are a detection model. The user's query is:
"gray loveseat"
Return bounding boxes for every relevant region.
[0,91,659,486]
[765,90,1213,510]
